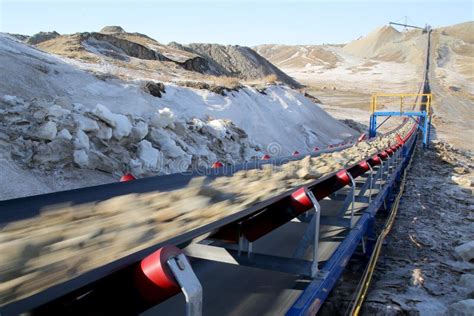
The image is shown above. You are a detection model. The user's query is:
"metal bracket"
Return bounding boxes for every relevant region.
[367,163,374,202]
[291,191,322,277]
[307,191,321,278]
[167,254,203,316]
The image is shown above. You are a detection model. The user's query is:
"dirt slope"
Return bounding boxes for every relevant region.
[428,21,474,151]
[26,26,301,87]
[255,44,340,69]
[171,42,302,87]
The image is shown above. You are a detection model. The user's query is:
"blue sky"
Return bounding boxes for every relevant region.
[1,0,472,45]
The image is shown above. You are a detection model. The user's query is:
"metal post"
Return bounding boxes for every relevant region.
[307,191,321,278]
[423,113,429,147]
[379,160,384,188]
[367,163,374,202]
[167,254,203,316]
[346,173,356,228]
[369,114,377,138]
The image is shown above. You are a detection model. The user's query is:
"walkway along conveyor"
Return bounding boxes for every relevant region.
[0,119,419,315]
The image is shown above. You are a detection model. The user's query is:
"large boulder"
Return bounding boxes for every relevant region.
[112,114,132,140]
[91,104,116,127]
[150,107,175,129]
[37,121,57,141]
[137,140,159,169]
[144,81,165,98]
[73,149,89,168]
[455,241,474,262]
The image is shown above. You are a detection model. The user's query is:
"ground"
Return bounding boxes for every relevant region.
[320,140,474,315]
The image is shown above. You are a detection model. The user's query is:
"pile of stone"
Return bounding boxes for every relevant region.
[0,121,412,305]
[0,95,260,178]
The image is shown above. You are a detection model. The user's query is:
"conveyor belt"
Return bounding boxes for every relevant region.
[0,28,431,316]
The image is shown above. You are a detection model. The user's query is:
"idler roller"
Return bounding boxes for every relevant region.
[379,151,389,160]
[211,161,224,168]
[369,155,381,166]
[290,187,313,212]
[336,169,351,186]
[358,160,370,172]
[135,245,182,303]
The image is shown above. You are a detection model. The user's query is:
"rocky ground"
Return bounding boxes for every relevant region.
[320,140,474,315]
[0,94,264,200]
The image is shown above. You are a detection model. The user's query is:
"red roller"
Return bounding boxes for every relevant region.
[290,187,313,212]
[135,245,182,303]
[391,145,398,152]
[292,150,300,156]
[262,154,271,160]
[313,147,320,152]
[369,155,381,166]
[211,161,224,168]
[120,173,136,182]
[358,160,370,172]
[328,144,334,148]
[386,148,394,155]
[379,151,389,160]
[336,169,351,186]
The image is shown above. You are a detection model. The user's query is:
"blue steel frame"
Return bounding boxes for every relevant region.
[286,132,418,316]
[369,111,430,147]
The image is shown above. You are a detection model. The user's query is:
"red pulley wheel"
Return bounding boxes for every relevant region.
[135,245,182,303]
[358,160,370,172]
[290,187,313,212]
[336,170,351,186]
[370,155,381,165]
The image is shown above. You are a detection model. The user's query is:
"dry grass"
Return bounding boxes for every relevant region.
[204,75,242,89]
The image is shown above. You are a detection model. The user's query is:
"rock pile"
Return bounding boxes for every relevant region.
[0,95,260,178]
[0,121,412,305]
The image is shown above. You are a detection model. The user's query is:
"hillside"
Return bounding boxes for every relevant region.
[255,22,473,151]
[255,44,340,69]
[23,26,300,87]
[0,33,355,200]
[342,25,425,63]
[173,42,301,87]
[427,21,474,149]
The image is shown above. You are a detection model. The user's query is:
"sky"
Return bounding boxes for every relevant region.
[0,0,472,46]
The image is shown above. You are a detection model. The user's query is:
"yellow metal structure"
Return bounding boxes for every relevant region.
[370,93,432,114]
